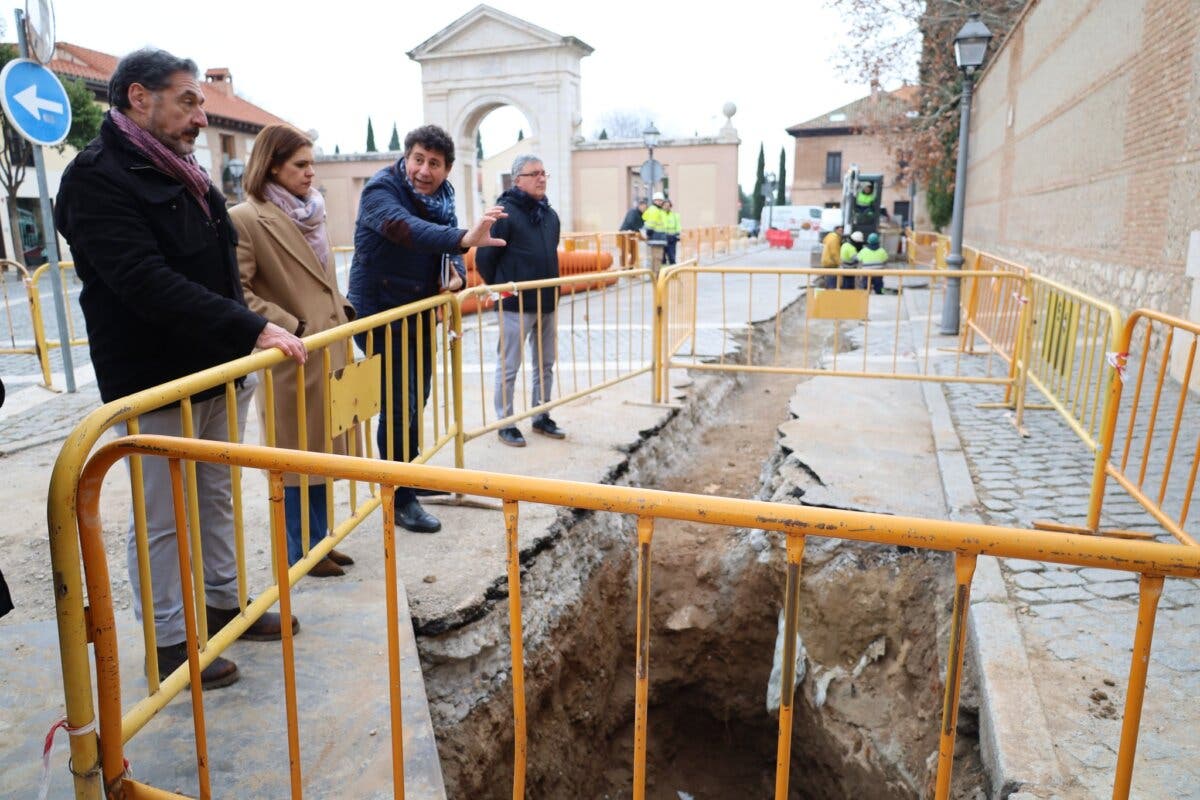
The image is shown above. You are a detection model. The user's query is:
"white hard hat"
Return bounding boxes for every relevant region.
[850,231,864,243]
[653,191,665,201]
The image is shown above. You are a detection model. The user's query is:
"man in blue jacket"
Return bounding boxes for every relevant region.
[347,125,505,533]
[475,154,564,447]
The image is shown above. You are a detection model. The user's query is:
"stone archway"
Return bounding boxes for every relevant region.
[407,5,592,227]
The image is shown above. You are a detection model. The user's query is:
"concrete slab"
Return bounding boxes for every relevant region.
[1,580,445,799]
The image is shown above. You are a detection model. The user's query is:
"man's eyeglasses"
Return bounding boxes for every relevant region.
[516,170,549,179]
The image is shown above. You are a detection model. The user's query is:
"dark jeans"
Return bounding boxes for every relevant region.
[354,310,435,507]
[664,234,678,265]
[284,484,328,565]
[824,272,856,289]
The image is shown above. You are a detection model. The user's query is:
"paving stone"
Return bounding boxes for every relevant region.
[1015,590,1047,604]
[1013,571,1054,590]
[1040,586,1094,603]
[982,498,1014,512]
[1087,581,1140,600]
[1078,568,1131,584]
[1082,598,1136,616]
[1029,602,1088,620]
[1003,558,1045,573]
[1042,569,1085,587]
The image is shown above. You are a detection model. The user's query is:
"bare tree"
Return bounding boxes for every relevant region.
[593,109,649,140]
[824,0,1023,226]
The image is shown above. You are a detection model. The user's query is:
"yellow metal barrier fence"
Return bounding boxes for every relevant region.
[46,294,463,797]
[456,269,655,442]
[1022,274,1123,450]
[1090,309,1200,546]
[653,265,1024,404]
[0,258,53,387]
[63,435,1200,799]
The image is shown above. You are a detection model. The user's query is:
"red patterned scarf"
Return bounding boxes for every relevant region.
[110,110,212,217]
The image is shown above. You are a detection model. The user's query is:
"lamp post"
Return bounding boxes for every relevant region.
[762,171,777,232]
[642,122,660,200]
[939,12,993,335]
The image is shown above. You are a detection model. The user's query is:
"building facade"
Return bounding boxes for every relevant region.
[787,85,919,227]
[962,0,1200,318]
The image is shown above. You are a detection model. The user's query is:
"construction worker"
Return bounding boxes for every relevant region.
[820,224,843,289]
[858,232,889,294]
[836,230,863,289]
[855,182,877,210]
[642,191,666,241]
[661,199,681,264]
[642,191,667,269]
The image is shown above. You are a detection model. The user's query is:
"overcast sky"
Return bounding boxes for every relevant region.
[47,0,911,191]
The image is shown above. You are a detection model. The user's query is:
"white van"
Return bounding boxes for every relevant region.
[761,205,824,247]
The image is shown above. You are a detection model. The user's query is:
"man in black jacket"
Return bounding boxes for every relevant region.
[55,49,305,690]
[475,154,565,447]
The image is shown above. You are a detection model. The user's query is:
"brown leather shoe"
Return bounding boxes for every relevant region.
[327,548,355,566]
[309,556,346,578]
[154,642,239,690]
[207,599,300,642]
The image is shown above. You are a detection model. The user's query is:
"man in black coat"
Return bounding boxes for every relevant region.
[475,154,565,447]
[55,49,305,690]
[620,199,647,232]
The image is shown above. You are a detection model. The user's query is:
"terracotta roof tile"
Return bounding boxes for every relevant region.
[44,42,290,129]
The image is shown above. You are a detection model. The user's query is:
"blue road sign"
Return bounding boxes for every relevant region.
[0,58,71,147]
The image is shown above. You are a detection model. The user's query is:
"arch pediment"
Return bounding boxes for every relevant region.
[408,5,592,60]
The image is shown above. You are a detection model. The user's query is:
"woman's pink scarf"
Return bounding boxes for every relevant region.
[263,181,331,270]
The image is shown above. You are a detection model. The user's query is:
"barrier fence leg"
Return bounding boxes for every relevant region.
[381,486,406,799]
[269,471,304,799]
[1111,574,1164,800]
[774,534,806,800]
[935,553,977,800]
[504,500,528,800]
[633,516,655,800]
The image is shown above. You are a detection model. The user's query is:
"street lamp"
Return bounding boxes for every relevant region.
[939,12,993,335]
[642,122,660,200]
[762,171,777,232]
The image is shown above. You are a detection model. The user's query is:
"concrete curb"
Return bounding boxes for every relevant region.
[905,292,1064,798]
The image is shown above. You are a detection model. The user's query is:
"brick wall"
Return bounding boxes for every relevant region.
[964,0,1200,318]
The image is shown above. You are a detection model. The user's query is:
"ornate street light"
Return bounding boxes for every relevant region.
[939,13,994,335]
[642,122,660,200]
[762,171,777,232]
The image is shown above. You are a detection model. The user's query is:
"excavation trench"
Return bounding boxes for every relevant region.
[417,301,985,799]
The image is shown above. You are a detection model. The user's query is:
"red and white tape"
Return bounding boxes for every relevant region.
[1106,351,1129,383]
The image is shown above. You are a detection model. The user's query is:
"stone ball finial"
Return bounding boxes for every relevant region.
[722,102,736,120]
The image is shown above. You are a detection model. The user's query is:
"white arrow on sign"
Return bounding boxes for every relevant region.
[13,83,63,117]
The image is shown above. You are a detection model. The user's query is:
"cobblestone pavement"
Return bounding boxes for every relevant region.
[922,293,1200,799]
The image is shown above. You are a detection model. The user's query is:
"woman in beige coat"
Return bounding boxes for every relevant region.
[232,124,355,577]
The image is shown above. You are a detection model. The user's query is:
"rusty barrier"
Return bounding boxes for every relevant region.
[58,434,1200,799]
[652,265,1025,404]
[456,269,656,443]
[1090,310,1200,546]
[0,258,53,387]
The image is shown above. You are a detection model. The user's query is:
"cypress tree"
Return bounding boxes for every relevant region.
[751,143,765,222]
[388,123,400,151]
[366,118,377,152]
[776,147,788,205]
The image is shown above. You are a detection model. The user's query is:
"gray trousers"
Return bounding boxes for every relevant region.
[494,309,557,420]
[123,383,253,647]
